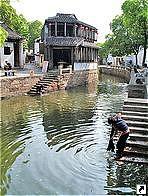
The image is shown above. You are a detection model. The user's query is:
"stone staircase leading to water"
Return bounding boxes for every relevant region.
[119,98,148,164]
[28,70,58,96]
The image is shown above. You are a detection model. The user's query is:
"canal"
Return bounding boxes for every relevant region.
[0,74,147,195]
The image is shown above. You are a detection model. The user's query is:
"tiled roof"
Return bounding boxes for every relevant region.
[0,22,23,40]
[47,13,77,23]
[46,37,84,46]
[46,13,97,30]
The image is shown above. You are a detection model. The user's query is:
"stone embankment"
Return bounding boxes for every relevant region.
[99,65,130,82]
[28,69,98,95]
[0,75,42,98]
[0,69,98,98]
[121,98,148,164]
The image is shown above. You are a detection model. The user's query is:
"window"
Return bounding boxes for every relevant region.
[66,24,74,37]
[57,23,64,36]
[4,47,11,55]
[51,25,55,36]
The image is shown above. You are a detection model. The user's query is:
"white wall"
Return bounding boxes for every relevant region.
[74,62,97,71]
[34,42,40,63]
[124,48,148,66]
[0,42,14,68]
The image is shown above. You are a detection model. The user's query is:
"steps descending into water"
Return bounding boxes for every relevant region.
[28,71,58,96]
[116,98,148,164]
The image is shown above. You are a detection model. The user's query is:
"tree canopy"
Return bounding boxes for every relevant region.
[100,0,147,64]
[0,26,8,47]
[28,20,43,49]
[0,0,43,49]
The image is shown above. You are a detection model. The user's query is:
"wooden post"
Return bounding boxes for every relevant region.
[64,23,66,36]
[55,22,57,36]
[48,23,51,36]
[80,47,83,62]
[71,47,74,66]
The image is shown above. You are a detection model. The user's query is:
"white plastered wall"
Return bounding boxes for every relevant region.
[0,42,14,68]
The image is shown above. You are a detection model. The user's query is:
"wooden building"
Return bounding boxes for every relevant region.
[0,22,24,68]
[41,13,99,71]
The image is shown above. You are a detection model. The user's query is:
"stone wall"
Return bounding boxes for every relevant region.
[45,70,98,92]
[0,70,98,98]
[0,75,42,98]
[59,69,98,89]
[99,66,130,82]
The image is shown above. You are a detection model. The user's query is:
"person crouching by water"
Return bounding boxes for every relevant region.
[108,112,130,159]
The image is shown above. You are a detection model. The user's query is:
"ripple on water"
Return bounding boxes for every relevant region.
[1,80,144,195]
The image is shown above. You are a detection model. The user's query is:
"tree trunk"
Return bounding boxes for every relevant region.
[142,22,147,65]
[135,54,138,65]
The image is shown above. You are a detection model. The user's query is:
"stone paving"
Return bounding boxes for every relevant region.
[0,63,43,79]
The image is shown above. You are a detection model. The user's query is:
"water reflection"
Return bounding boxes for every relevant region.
[0,74,146,195]
[105,157,147,195]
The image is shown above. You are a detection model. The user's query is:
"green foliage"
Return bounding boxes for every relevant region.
[28,20,43,49]
[0,26,8,47]
[0,0,42,49]
[122,0,148,64]
[100,0,147,64]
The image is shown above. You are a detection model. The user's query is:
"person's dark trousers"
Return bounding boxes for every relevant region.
[116,132,129,157]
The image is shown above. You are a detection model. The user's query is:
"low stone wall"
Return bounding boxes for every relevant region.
[46,69,98,92]
[59,69,98,89]
[0,70,98,98]
[128,84,147,99]
[99,66,130,82]
[0,75,42,98]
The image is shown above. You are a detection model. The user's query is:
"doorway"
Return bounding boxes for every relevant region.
[53,49,71,68]
[14,42,19,67]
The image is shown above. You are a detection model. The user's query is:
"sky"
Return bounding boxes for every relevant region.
[11,0,125,42]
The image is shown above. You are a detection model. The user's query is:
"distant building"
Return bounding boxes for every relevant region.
[0,22,24,68]
[41,13,99,71]
[34,37,44,65]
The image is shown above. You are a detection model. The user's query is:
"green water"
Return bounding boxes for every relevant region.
[0,74,147,195]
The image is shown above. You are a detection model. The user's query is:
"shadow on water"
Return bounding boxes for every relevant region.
[0,74,147,195]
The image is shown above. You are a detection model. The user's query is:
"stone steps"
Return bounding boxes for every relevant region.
[28,72,58,95]
[129,126,148,135]
[123,105,148,112]
[122,111,148,117]
[115,97,148,164]
[129,133,148,141]
[124,148,148,158]
[124,98,148,106]
[122,115,148,122]
[118,156,148,164]
[126,120,148,128]
[126,140,148,150]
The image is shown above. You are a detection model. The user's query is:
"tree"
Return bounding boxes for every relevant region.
[0,0,29,45]
[122,0,148,64]
[0,0,42,50]
[111,15,142,64]
[99,0,147,65]
[28,20,43,49]
[0,26,8,47]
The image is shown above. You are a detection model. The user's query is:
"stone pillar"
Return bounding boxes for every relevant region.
[55,22,57,36]
[64,23,66,36]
